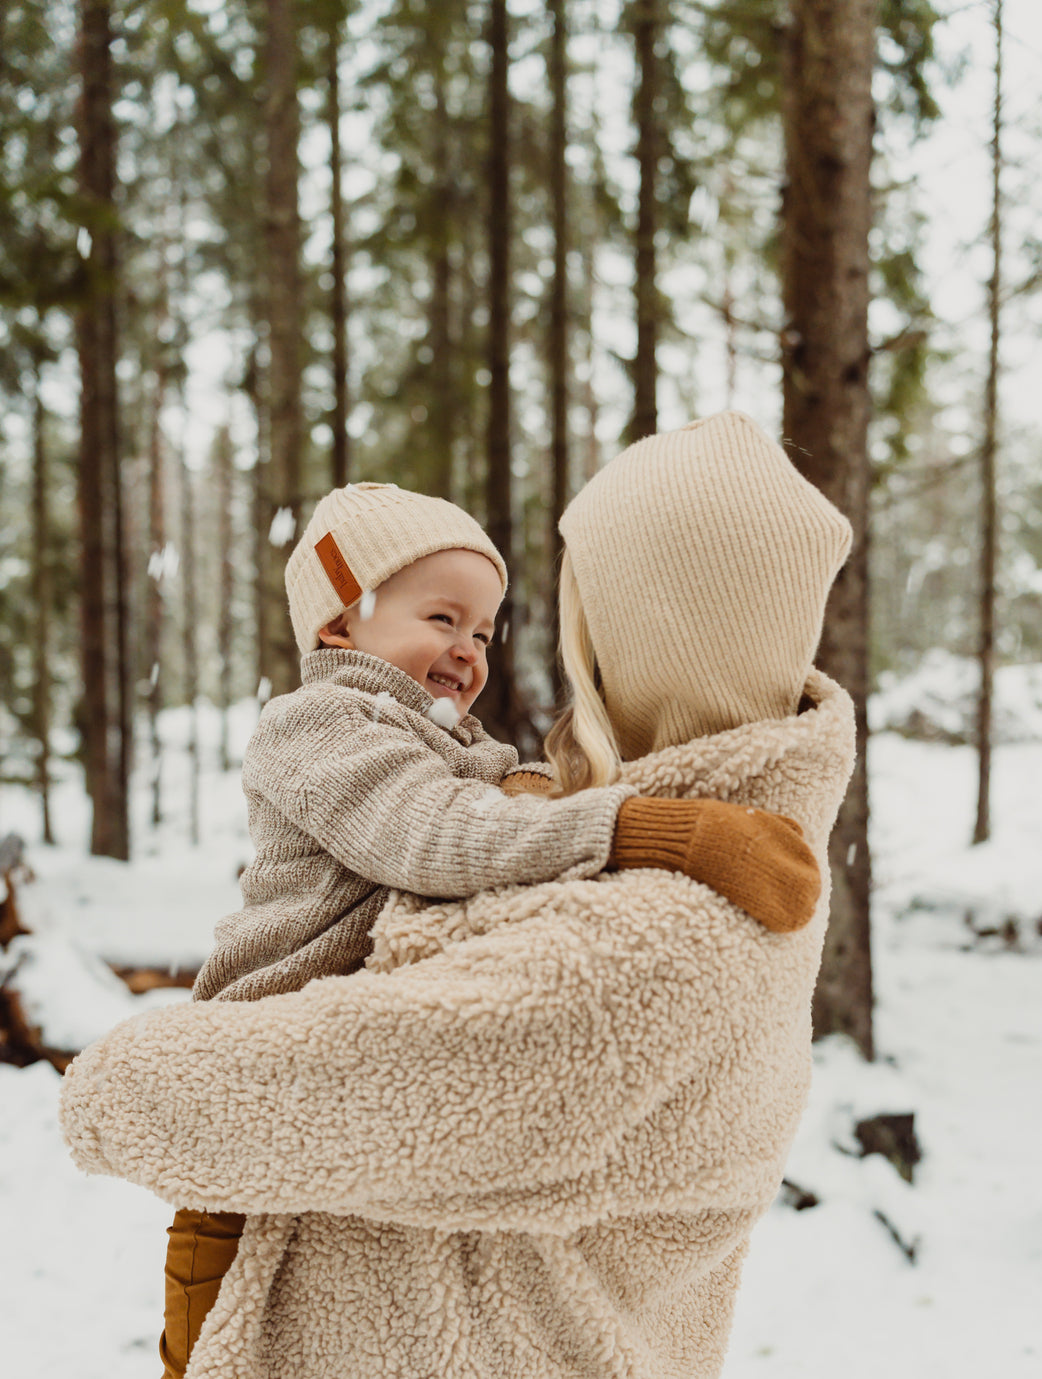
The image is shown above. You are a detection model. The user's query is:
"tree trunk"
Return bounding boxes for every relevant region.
[427,45,455,502]
[243,334,270,695]
[780,0,875,1059]
[482,0,523,747]
[180,419,200,847]
[76,0,130,859]
[328,9,350,490]
[215,425,236,772]
[580,234,601,484]
[263,0,304,698]
[30,357,54,846]
[146,326,167,828]
[974,0,1003,846]
[629,0,660,443]
[547,0,569,703]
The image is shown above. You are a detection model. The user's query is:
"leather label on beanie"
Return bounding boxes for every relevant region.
[315,533,363,607]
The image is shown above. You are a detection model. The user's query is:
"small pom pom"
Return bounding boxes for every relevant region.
[425,697,461,730]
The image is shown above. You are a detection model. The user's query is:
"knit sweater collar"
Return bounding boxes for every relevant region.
[299,648,486,744]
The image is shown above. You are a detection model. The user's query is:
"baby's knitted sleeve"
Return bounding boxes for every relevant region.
[246,691,633,898]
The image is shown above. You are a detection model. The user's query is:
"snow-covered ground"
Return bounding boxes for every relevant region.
[1,699,1040,1378]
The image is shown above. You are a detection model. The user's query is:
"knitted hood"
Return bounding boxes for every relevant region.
[559,411,852,759]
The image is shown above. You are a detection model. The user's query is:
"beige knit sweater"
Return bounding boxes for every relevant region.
[60,670,854,1379]
[194,648,631,1002]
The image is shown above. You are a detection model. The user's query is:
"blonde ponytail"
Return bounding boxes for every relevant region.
[545,551,623,794]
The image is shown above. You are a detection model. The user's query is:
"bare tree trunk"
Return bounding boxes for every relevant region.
[458,248,482,519]
[179,420,200,847]
[482,0,523,747]
[30,357,55,846]
[76,0,129,859]
[263,0,304,698]
[428,44,455,502]
[146,326,167,828]
[327,9,350,490]
[974,0,1003,846]
[547,0,569,702]
[780,0,875,1059]
[580,235,600,483]
[721,170,739,408]
[243,336,270,695]
[629,0,660,443]
[215,425,236,772]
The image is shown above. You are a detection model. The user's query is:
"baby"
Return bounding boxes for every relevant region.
[160,481,820,1378]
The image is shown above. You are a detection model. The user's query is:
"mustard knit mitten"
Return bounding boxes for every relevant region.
[500,769,555,797]
[609,796,821,933]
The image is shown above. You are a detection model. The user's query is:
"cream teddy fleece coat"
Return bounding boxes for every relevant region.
[60,670,854,1379]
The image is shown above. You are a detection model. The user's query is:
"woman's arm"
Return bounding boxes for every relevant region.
[60,871,816,1234]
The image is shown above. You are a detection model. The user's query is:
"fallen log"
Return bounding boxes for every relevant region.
[109,963,199,993]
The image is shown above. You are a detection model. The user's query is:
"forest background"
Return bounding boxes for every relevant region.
[2,0,1042,1064]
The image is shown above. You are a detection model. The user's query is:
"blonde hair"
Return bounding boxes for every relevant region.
[544,550,623,794]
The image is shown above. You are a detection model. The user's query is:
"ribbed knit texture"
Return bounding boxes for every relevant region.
[609,795,821,933]
[192,649,630,1003]
[559,411,853,760]
[285,483,508,655]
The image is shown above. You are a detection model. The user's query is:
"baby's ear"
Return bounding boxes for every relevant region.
[317,613,354,649]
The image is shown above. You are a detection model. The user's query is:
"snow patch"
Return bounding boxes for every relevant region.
[871,651,1042,744]
[0,932,189,1051]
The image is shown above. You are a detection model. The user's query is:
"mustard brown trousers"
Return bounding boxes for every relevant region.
[159,1207,245,1379]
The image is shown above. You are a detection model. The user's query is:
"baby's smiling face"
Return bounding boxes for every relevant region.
[318,548,503,716]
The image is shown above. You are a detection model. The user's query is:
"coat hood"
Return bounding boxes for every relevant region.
[558,411,852,759]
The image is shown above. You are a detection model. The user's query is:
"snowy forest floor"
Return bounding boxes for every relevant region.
[1,696,1040,1379]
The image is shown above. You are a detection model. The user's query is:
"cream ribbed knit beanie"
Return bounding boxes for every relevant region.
[559,411,852,759]
[285,483,507,655]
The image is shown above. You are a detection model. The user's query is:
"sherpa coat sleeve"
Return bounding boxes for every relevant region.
[60,868,815,1236]
[246,689,631,896]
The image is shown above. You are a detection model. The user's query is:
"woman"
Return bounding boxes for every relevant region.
[61,411,855,1378]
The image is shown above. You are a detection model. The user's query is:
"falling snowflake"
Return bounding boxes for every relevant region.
[147,542,180,583]
[371,691,396,722]
[268,507,296,547]
[358,590,377,620]
[470,786,504,814]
